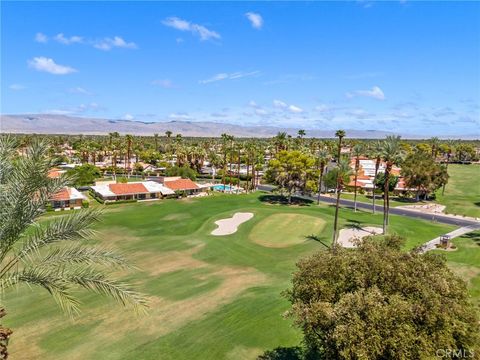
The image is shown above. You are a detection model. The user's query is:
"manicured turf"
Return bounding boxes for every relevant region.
[436,164,480,218]
[433,231,480,310]
[4,192,456,359]
[249,213,326,248]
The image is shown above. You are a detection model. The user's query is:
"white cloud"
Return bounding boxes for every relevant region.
[28,57,77,75]
[123,113,135,121]
[200,71,259,84]
[152,79,175,88]
[68,87,91,95]
[54,33,83,45]
[255,108,269,116]
[346,86,385,100]
[93,36,137,51]
[288,105,303,113]
[273,99,303,113]
[245,12,263,29]
[273,99,288,109]
[168,112,191,121]
[314,104,330,112]
[35,32,48,43]
[43,102,102,115]
[162,17,220,41]
[248,100,259,108]
[9,84,25,91]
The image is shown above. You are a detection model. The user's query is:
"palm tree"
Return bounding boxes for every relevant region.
[331,157,352,249]
[0,136,147,351]
[380,136,404,234]
[316,148,330,205]
[125,134,133,177]
[429,136,440,159]
[332,130,346,249]
[351,144,364,212]
[369,141,383,214]
[153,133,159,151]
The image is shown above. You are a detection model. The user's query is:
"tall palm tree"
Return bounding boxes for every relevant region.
[316,148,330,205]
[429,136,440,159]
[351,144,364,212]
[369,141,383,214]
[153,133,159,151]
[125,134,133,177]
[0,137,147,351]
[331,157,352,250]
[332,130,346,250]
[380,136,404,234]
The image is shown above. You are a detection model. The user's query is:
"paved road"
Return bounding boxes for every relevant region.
[420,224,480,252]
[257,185,480,228]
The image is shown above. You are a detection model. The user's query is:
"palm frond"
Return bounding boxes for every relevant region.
[0,268,81,316]
[38,246,133,270]
[66,268,148,314]
[17,208,103,261]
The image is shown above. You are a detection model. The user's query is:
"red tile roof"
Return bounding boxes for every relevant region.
[48,170,62,178]
[164,178,199,191]
[109,183,149,195]
[51,188,71,201]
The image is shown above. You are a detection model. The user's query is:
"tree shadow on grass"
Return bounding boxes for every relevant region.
[258,346,322,360]
[305,234,331,249]
[459,232,480,246]
[259,194,313,206]
[344,219,365,231]
[257,346,304,360]
[474,202,480,208]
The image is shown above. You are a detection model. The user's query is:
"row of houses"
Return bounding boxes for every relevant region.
[49,173,208,210]
[347,158,412,193]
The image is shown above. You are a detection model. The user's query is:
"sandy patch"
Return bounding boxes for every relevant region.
[211,212,254,236]
[338,226,383,248]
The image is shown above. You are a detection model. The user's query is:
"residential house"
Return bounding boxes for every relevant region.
[90,181,175,202]
[50,187,86,210]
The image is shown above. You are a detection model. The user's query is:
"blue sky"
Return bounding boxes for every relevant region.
[2,1,479,136]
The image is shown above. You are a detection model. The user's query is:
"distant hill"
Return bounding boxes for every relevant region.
[0,114,474,139]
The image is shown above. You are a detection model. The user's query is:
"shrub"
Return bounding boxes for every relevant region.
[105,199,137,205]
[81,200,89,208]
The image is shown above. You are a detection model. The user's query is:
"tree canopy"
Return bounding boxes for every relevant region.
[285,236,480,359]
[265,150,316,203]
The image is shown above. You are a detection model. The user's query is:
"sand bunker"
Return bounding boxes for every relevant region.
[211,212,254,236]
[338,226,383,248]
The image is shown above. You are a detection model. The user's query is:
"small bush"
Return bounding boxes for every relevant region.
[105,199,137,205]
[82,200,89,208]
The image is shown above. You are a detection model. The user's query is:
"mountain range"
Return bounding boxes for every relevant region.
[0,114,475,139]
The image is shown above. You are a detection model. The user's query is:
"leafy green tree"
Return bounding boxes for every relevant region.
[66,163,101,186]
[266,150,315,203]
[374,172,399,192]
[165,165,197,180]
[402,151,449,200]
[285,236,480,359]
[0,137,147,354]
[454,144,477,162]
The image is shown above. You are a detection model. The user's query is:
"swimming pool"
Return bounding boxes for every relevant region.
[212,184,233,191]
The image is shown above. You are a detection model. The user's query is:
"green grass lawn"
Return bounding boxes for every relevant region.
[433,231,480,310]
[4,192,456,359]
[435,164,480,218]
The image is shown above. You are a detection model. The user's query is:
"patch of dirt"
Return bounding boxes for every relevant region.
[134,244,208,276]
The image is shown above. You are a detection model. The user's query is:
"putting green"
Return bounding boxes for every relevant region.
[250,213,326,248]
